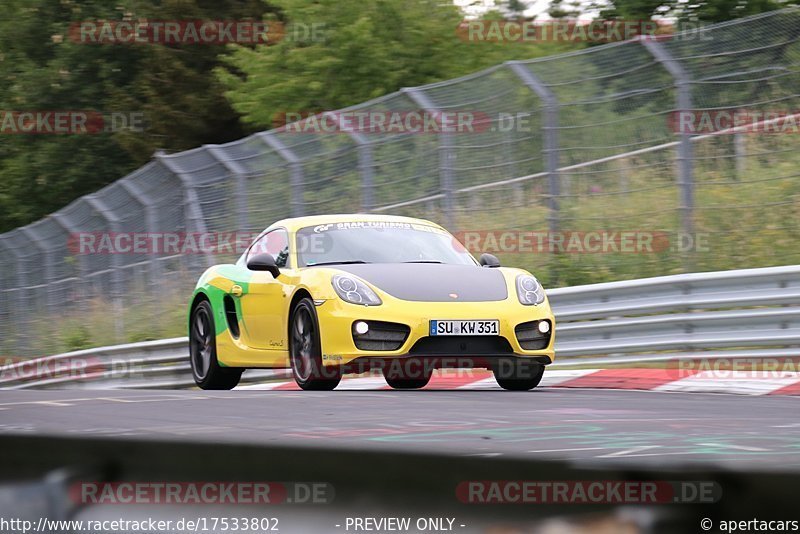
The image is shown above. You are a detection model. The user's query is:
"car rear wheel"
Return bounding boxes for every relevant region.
[493,358,544,391]
[190,300,242,390]
[382,365,432,390]
[290,298,341,391]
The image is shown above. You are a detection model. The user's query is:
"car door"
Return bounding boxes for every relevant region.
[237,229,290,350]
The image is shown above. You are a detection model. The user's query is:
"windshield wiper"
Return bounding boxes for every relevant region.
[403,260,444,264]
[306,260,371,266]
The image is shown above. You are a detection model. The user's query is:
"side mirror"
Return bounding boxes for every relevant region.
[479,253,501,268]
[247,253,281,278]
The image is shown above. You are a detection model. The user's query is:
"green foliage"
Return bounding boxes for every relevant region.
[0,0,274,233]
[548,0,583,18]
[678,0,799,22]
[592,0,798,22]
[30,284,190,355]
[217,0,573,129]
[62,323,92,351]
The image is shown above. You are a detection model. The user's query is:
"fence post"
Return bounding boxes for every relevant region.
[154,151,216,269]
[323,112,374,212]
[734,129,745,179]
[258,132,305,217]
[19,226,57,311]
[507,61,560,238]
[50,212,88,315]
[119,179,162,288]
[402,87,455,230]
[205,145,250,232]
[85,194,125,343]
[641,39,695,268]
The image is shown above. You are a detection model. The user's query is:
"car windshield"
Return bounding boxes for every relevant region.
[296,222,476,267]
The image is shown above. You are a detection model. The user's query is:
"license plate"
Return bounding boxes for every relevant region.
[430,320,499,336]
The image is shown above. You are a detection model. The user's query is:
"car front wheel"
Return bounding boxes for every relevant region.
[289,298,341,391]
[493,358,544,391]
[382,364,432,390]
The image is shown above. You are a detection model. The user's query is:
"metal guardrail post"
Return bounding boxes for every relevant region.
[205,145,250,232]
[507,61,562,283]
[402,87,455,230]
[507,61,560,238]
[258,132,305,218]
[19,226,56,310]
[323,112,375,212]
[84,194,125,342]
[50,212,88,315]
[118,179,162,287]
[154,151,216,269]
[358,141,375,212]
[641,39,695,268]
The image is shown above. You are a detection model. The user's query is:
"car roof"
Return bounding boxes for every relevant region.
[266,214,446,233]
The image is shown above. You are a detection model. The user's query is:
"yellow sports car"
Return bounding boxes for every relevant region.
[188,215,555,391]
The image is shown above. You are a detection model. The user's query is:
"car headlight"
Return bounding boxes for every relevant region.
[332,274,382,306]
[516,274,545,306]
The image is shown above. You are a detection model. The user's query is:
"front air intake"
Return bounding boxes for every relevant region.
[514,320,551,350]
[352,321,410,351]
[223,295,240,339]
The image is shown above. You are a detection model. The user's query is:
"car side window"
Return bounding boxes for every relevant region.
[246,229,289,268]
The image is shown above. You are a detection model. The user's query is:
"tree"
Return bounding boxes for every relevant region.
[591,0,798,22]
[218,0,574,129]
[0,0,579,232]
[674,0,797,22]
[548,0,583,19]
[218,0,465,128]
[503,0,532,18]
[0,0,274,232]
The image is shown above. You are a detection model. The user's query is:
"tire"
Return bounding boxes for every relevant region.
[382,364,432,390]
[190,300,242,390]
[493,358,544,391]
[289,298,341,391]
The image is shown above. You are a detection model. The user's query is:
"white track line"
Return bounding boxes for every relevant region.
[539,369,598,386]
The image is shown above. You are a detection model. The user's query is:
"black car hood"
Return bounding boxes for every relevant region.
[333,263,508,302]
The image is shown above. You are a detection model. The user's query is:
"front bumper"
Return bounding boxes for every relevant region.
[315,296,555,367]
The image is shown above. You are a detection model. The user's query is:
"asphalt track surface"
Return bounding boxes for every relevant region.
[0,387,798,472]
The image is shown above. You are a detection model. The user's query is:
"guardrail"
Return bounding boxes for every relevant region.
[3,265,799,389]
[552,264,800,366]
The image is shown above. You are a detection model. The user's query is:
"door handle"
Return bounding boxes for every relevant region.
[230,285,243,297]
